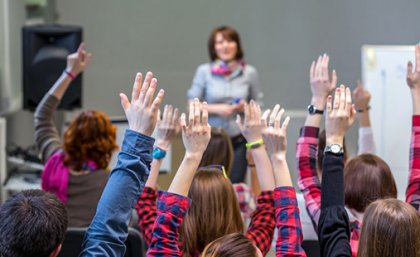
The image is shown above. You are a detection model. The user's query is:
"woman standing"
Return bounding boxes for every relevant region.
[187,26,262,183]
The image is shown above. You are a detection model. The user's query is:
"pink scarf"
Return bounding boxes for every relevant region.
[211,59,245,76]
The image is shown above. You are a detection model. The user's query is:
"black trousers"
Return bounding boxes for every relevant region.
[229,134,248,183]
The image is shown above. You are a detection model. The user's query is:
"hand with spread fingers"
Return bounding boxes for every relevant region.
[310,54,337,101]
[261,104,291,160]
[236,100,263,143]
[66,43,92,77]
[155,105,180,149]
[325,85,356,145]
[179,98,212,157]
[407,44,420,114]
[120,72,164,136]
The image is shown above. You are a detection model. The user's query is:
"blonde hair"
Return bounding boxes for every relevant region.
[357,199,420,257]
[179,169,244,256]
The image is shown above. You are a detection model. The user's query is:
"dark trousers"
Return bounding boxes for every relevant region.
[229,134,248,183]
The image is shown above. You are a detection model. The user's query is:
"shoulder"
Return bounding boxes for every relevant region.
[195,63,211,73]
[243,64,258,75]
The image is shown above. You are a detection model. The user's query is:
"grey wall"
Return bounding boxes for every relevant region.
[5,0,420,180]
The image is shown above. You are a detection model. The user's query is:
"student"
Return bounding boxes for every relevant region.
[137,100,276,256]
[147,103,307,257]
[318,80,420,257]
[0,190,68,257]
[187,25,262,184]
[34,44,118,227]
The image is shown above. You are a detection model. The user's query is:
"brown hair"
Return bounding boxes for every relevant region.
[199,127,234,175]
[317,129,348,176]
[63,110,118,171]
[179,169,244,257]
[201,233,257,257]
[344,154,397,212]
[357,199,420,257]
[208,26,244,61]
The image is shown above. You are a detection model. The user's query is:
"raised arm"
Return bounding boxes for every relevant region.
[147,99,211,256]
[405,44,420,212]
[80,72,164,257]
[318,86,354,257]
[34,43,92,162]
[297,54,336,229]
[353,81,376,154]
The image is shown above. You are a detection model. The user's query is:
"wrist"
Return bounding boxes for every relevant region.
[155,139,171,150]
[326,136,344,146]
[311,97,327,109]
[270,154,287,163]
[184,151,203,161]
[64,70,76,80]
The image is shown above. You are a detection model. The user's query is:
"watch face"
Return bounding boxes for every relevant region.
[308,105,315,113]
[331,144,341,153]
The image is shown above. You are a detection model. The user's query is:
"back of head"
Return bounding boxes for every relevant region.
[180,169,244,256]
[200,127,234,175]
[344,154,397,212]
[357,199,420,257]
[63,110,118,171]
[201,233,258,257]
[0,189,68,257]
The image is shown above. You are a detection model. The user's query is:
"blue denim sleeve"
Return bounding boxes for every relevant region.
[79,129,154,257]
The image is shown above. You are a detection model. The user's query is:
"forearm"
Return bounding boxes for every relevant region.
[321,153,345,209]
[270,156,293,187]
[249,167,261,196]
[48,72,73,100]
[250,147,275,191]
[145,159,163,188]
[358,111,371,127]
[168,153,202,196]
[412,91,420,115]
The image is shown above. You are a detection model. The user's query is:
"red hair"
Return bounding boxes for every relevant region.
[63,110,118,171]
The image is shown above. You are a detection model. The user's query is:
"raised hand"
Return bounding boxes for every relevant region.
[179,98,211,157]
[120,72,164,136]
[353,80,371,112]
[236,100,262,143]
[325,85,356,145]
[66,43,92,76]
[310,54,337,101]
[261,104,290,160]
[155,105,180,149]
[407,44,420,90]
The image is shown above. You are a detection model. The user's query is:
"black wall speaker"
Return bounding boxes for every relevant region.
[23,25,83,110]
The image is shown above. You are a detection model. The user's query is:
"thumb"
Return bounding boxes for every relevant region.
[236,114,243,131]
[119,93,130,113]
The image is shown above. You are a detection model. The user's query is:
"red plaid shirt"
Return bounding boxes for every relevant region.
[146,187,305,257]
[136,187,275,256]
[297,118,420,256]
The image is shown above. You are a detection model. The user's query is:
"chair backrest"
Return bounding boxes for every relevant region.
[57,227,146,257]
[301,240,321,257]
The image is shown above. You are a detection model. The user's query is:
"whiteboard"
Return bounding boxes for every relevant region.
[362,45,414,199]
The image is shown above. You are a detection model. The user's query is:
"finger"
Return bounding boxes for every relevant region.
[77,42,85,54]
[339,85,346,110]
[131,73,142,103]
[416,44,420,72]
[274,108,285,130]
[151,89,165,114]
[345,87,352,113]
[249,100,256,121]
[202,102,208,126]
[172,108,179,126]
[333,88,340,109]
[180,113,187,133]
[164,105,171,125]
[322,54,328,79]
[310,61,315,80]
[144,78,158,107]
[188,100,194,126]
[315,55,322,78]
[84,53,93,66]
[236,114,243,131]
[269,104,280,125]
[331,70,338,89]
[327,95,333,113]
[119,93,130,113]
[255,102,261,119]
[243,102,250,123]
[408,61,414,82]
[139,71,153,103]
[261,109,270,128]
[157,109,162,123]
[194,99,200,125]
[281,116,291,131]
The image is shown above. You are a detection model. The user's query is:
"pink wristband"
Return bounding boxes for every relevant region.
[64,70,75,80]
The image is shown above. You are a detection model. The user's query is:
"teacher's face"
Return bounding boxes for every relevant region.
[214,33,238,62]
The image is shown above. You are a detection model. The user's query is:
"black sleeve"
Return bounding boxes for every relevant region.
[318,152,352,257]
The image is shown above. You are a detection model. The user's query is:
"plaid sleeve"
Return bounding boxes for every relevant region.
[135,186,158,244]
[245,190,275,256]
[296,126,322,230]
[406,115,420,212]
[234,183,256,221]
[274,187,307,257]
[147,191,191,257]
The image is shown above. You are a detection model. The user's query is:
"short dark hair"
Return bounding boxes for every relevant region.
[345,154,397,212]
[0,190,68,257]
[208,26,244,61]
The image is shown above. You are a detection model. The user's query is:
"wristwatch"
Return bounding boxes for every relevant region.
[307,104,324,115]
[324,144,344,155]
[153,146,167,159]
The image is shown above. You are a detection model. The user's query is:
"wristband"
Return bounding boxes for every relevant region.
[357,106,371,113]
[153,146,167,159]
[64,70,76,80]
[245,139,264,149]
